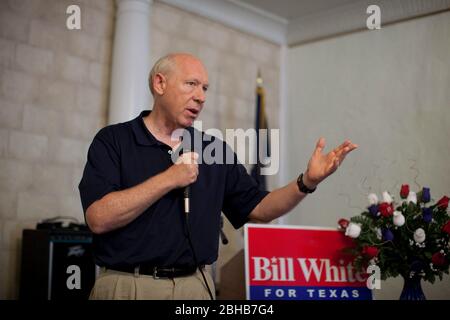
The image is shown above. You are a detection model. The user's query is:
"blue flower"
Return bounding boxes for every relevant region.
[422,207,433,223]
[410,260,426,272]
[368,204,379,217]
[382,228,394,241]
[422,187,431,203]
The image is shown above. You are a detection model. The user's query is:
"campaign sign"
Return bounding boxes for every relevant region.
[244,224,372,300]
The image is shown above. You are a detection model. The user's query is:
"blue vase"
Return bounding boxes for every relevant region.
[399,276,426,300]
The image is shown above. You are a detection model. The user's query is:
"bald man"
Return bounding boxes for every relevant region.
[79,53,357,300]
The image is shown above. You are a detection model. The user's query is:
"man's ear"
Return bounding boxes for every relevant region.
[153,73,166,95]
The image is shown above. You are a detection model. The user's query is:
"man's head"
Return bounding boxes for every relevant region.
[149,53,209,128]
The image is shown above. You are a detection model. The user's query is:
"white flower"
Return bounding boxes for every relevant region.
[413,228,426,243]
[382,191,393,204]
[393,211,405,227]
[345,223,361,238]
[406,192,417,204]
[376,228,382,240]
[368,193,378,205]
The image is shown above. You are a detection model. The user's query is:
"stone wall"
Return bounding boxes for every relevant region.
[0,0,115,299]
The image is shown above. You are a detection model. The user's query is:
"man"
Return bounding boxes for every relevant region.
[79,53,357,300]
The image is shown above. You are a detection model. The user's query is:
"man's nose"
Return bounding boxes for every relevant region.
[194,87,206,104]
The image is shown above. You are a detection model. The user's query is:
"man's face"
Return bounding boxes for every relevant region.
[160,57,209,128]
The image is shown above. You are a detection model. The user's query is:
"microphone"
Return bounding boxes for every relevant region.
[181,146,191,215]
[179,132,196,215]
[184,185,190,214]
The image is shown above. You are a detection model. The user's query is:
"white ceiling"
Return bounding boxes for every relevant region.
[161,0,450,45]
[232,0,362,22]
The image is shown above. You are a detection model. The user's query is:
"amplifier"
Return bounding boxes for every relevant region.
[20,229,96,300]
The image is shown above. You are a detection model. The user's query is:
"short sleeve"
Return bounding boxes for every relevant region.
[78,127,121,214]
[222,148,269,229]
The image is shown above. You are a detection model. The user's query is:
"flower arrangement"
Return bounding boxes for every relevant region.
[339,185,450,284]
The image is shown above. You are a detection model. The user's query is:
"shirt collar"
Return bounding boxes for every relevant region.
[131,110,159,146]
[131,110,196,147]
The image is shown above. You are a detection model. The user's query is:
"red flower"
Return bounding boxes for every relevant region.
[338,218,349,229]
[362,246,379,259]
[379,202,394,217]
[437,196,449,210]
[442,221,450,235]
[431,252,448,267]
[400,184,409,199]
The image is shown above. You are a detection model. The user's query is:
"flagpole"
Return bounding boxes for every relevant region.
[251,70,268,190]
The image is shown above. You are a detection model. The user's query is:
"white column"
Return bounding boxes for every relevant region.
[108,0,152,125]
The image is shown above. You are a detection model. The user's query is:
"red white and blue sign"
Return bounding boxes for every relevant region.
[244,224,372,300]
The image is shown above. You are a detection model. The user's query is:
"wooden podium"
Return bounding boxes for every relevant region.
[217,249,246,300]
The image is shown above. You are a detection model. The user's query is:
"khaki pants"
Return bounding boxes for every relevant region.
[89,268,216,300]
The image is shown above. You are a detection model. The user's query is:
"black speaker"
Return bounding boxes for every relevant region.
[20,229,96,300]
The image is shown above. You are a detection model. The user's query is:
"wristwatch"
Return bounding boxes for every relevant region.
[297,173,316,194]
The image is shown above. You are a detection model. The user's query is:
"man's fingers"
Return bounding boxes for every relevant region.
[333,140,352,154]
[334,143,358,164]
[336,146,349,158]
[190,165,200,183]
[335,142,358,157]
[176,152,199,164]
[317,139,357,159]
[341,144,358,158]
[314,137,326,155]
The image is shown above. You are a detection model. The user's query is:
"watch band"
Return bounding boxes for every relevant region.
[297,173,316,194]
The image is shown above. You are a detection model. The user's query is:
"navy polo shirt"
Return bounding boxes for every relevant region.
[79,110,268,268]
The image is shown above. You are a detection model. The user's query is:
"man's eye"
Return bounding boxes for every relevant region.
[187,81,196,86]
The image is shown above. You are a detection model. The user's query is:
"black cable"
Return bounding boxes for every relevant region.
[180,146,213,300]
[185,213,214,300]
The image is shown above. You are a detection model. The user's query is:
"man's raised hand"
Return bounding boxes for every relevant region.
[303,138,358,189]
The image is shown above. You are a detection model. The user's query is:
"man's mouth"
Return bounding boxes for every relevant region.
[186,107,200,118]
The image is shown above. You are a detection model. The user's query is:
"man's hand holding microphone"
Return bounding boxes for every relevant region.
[165,151,199,214]
[166,152,199,188]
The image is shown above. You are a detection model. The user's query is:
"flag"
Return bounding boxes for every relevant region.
[250,71,270,191]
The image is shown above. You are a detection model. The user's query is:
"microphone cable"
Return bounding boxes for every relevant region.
[184,186,214,300]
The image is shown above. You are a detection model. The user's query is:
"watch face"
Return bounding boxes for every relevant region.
[297,174,306,193]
